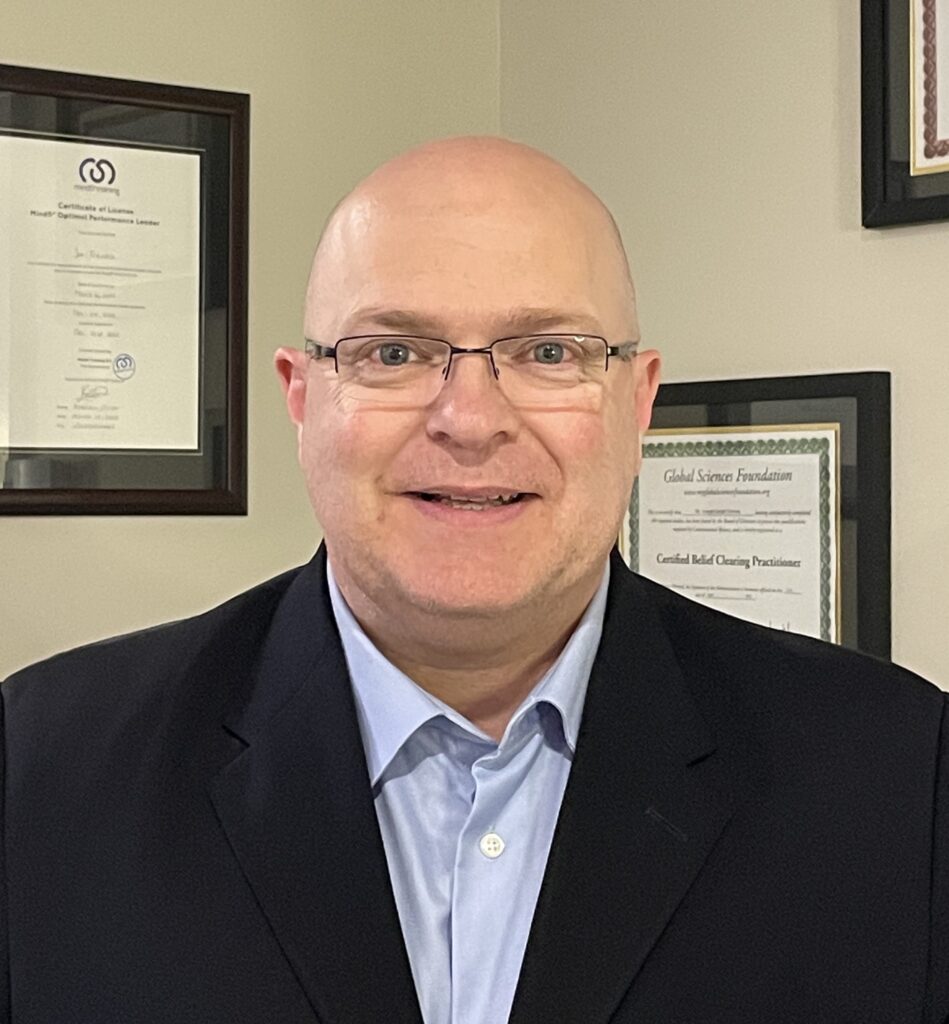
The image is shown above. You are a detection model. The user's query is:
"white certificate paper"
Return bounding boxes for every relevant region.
[622,425,840,642]
[911,0,949,174]
[0,133,200,450]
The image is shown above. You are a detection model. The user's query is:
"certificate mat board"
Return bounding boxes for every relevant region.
[622,425,840,643]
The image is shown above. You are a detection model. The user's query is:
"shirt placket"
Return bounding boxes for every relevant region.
[448,711,543,1024]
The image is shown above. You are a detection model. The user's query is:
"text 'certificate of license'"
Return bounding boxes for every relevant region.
[622,425,840,642]
[0,133,200,450]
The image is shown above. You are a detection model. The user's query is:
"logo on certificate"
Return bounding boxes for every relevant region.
[113,353,136,381]
[79,157,117,185]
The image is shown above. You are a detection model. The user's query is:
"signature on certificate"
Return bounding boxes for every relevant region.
[76,384,109,403]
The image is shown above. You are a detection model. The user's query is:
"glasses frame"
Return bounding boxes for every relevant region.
[304,333,638,384]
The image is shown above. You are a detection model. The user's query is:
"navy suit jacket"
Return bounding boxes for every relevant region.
[2,547,948,1023]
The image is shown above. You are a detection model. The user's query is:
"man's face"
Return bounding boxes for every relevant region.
[279,168,660,620]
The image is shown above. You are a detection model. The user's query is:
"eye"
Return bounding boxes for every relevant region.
[533,340,566,364]
[377,342,412,366]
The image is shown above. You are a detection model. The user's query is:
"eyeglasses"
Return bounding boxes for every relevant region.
[303,334,638,408]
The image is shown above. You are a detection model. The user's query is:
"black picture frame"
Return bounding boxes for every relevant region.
[0,64,248,514]
[862,0,949,226]
[643,372,891,660]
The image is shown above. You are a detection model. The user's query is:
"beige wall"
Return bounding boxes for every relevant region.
[5,0,947,688]
[501,0,949,688]
[0,0,500,676]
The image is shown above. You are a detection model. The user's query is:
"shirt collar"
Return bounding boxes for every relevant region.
[327,560,610,785]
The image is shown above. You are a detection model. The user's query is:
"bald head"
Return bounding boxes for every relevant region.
[305,136,637,342]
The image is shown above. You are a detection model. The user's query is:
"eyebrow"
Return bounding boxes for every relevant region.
[342,306,606,338]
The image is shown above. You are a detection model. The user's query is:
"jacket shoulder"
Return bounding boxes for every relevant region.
[629,567,945,723]
[2,564,306,722]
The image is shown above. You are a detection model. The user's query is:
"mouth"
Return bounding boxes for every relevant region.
[405,490,532,511]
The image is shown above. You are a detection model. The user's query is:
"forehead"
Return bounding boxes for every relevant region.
[309,185,630,339]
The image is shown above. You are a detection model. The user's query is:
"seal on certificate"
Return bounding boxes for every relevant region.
[113,353,136,381]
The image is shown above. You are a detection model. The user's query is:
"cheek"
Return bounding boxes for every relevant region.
[299,396,416,519]
[551,406,639,488]
[549,406,640,541]
[604,386,643,474]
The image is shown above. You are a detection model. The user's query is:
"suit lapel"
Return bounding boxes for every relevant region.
[207,548,733,1023]
[209,548,422,1024]
[510,554,737,1024]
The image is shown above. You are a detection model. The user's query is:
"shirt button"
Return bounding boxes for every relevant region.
[479,832,505,859]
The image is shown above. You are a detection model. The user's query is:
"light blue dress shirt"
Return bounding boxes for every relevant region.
[326,561,609,1024]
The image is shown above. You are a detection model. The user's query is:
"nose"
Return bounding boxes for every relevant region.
[424,348,520,453]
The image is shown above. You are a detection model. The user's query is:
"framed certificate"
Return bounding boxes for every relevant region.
[0,65,248,514]
[863,0,949,224]
[623,373,890,660]
[623,425,840,642]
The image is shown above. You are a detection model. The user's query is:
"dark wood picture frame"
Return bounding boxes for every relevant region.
[645,372,891,660]
[862,0,949,225]
[0,64,248,514]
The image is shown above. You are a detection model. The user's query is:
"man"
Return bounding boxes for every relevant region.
[2,137,947,1024]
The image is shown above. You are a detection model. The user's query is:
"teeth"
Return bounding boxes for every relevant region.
[441,494,518,507]
[444,500,491,510]
[419,492,522,508]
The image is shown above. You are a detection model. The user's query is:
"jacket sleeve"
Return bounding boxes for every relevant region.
[928,693,949,1024]
[0,686,10,1024]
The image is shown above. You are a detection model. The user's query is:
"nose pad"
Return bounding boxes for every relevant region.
[424,346,520,446]
[442,348,500,384]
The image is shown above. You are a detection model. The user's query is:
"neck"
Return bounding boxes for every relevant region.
[331,562,605,742]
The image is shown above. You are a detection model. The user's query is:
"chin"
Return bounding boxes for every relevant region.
[378,546,571,619]
[403,567,530,616]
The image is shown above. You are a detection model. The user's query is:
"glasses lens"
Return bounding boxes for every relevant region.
[335,337,449,403]
[492,335,608,404]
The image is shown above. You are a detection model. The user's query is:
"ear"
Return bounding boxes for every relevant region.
[274,346,309,426]
[632,348,661,433]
